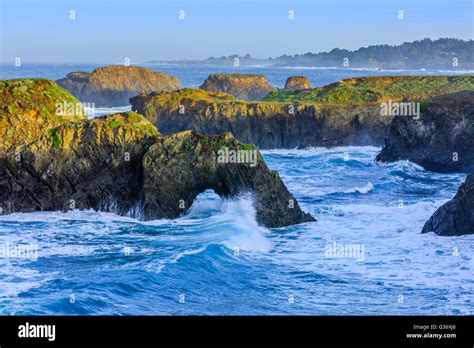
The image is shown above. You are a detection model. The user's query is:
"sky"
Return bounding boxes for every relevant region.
[0,0,472,63]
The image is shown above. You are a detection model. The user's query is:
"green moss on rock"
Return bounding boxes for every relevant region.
[0,78,87,153]
[263,75,474,104]
[47,128,63,149]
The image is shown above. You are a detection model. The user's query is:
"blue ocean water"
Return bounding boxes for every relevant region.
[1,63,472,88]
[0,65,473,315]
[0,147,472,315]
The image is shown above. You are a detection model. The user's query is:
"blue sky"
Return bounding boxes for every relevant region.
[0,0,472,63]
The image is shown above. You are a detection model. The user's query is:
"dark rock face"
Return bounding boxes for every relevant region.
[199,74,275,101]
[56,65,180,107]
[422,173,474,236]
[0,122,314,227]
[133,76,474,149]
[130,88,390,149]
[0,80,314,228]
[376,91,474,173]
[0,112,159,217]
[285,76,311,90]
[142,131,315,227]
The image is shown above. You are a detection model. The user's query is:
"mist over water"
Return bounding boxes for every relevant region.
[0,146,472,315]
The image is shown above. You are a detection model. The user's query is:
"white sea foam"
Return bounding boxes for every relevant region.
[84,105,132,118]
[344,182,374,194]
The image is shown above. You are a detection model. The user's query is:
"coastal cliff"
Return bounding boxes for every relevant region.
[0,79,314,228]
[376,90,474,173]
[131,75,474,149]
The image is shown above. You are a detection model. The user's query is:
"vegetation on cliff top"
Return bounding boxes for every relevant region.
[42,112,160,150]
[0,78,84,117]
[131,88,296,120]
[0,78,87,152]
[134,76,474,119]
[94,111,160,139]
[263,75,474,104]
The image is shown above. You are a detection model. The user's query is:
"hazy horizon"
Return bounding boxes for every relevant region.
[0,0,472,64]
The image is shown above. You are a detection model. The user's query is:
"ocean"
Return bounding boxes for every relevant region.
[0,64,473,315]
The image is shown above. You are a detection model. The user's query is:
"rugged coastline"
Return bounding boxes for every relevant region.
[0,78,314,228]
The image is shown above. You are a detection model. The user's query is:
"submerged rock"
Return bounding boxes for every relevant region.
[132,76,474,149]
[199,74,275,101]
[376,90,474,173]
[284,76,311,90]
[56,65,180,107]
[0,79,314,228]
[422,173,474,236]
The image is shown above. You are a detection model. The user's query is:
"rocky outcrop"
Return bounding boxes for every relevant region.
[376,91,474,173]
[0,78,87,153]
[0,79,314,228]
[422,173,474,236]
[132,76,474,149]
[141,131,315,227]
[199,74,275,101]
[0,112,159,217]
[285,76,311,90]
[56,65,180,107]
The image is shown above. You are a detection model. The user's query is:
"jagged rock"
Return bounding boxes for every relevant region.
[422,173,474,236]
[0,79,314,227]
[376,91,474,173]
[285,76,311,90]
[132,76,474,149]
[142,131,315,227]
[199,74,275,101]
[56,65,180,107]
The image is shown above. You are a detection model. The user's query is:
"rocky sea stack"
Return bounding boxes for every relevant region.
[56,65,180,107]
[0,78,314,228]
[199,74,275,101]
[131,76,474,149]
[284,76,311,90]
[376,90,474,173]
[422,173,474,236]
